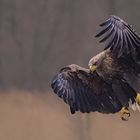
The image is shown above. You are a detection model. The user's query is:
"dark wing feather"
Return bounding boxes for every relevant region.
[95,15,140,58]
[51,65,122,114]
[112,78,136,106]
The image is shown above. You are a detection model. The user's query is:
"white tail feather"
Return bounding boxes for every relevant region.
[136,103,140,111]
[130,103,137,111]
[129,101,140,111]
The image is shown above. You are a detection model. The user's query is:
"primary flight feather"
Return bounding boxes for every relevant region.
[51,64,137,120]
[51,16,140,121]
[91,15,140,93]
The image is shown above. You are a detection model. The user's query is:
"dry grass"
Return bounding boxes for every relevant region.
[0,89,140,140]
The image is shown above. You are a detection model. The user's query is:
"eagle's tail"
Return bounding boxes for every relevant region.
[130,93,140,111]
[129,102,140,111]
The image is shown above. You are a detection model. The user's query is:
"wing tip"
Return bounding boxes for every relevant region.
[95,15,140,57]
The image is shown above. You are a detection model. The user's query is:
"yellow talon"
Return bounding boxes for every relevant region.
[136,93,140,105]
[120,107,130,121]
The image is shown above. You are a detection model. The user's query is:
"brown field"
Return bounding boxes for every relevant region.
[0,90,140,140]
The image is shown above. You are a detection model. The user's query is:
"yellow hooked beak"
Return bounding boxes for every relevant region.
[89,65,97,73]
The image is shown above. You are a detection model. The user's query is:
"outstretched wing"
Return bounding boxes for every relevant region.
[95,15,140,58]
[51,64,122,114]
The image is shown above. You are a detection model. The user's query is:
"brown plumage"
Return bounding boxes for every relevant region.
[51,64,136,114]
[51,16,140,120]
[89,15,140,93]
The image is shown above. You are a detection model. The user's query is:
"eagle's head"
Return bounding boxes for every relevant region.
[88,51,106,73]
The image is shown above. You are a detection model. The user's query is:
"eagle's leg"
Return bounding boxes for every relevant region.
[136,93,140,105]
[120,107,130,121]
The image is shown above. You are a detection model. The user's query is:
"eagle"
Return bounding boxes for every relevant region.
[89,15,140,110]
[51,15,140,121]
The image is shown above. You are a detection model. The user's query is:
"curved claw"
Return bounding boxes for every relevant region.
[136,93,140,105]
[120,107,130,121]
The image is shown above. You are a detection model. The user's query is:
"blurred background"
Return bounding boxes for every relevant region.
[0,0,140,140]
